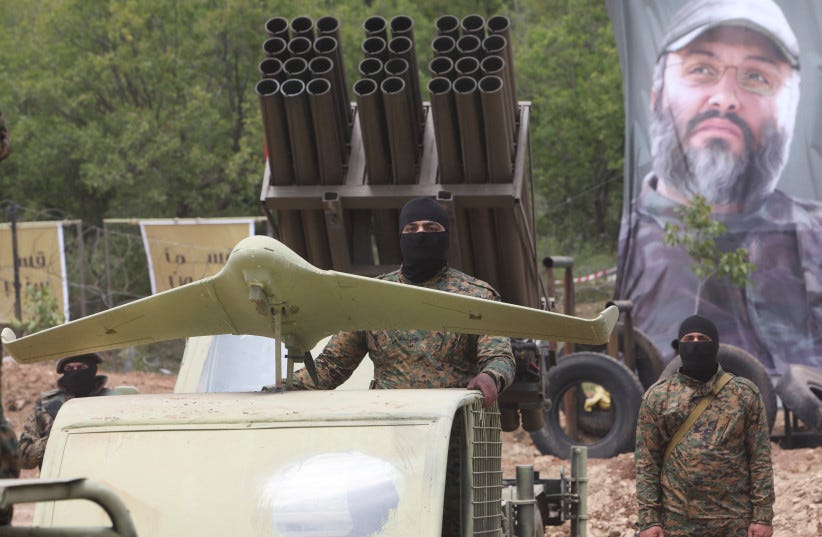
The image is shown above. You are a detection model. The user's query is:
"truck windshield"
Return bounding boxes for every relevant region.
[197,334,287,392]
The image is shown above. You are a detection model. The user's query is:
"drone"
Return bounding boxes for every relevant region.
[2,235,618,388]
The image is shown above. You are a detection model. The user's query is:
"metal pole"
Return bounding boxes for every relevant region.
[515,465,535,537]
[76,221,86,317]
[9,202,22,321]
[103,222,112,307]
[571,446,588,537]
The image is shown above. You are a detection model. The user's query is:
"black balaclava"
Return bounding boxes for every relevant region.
[57,354,101,397]
[398,197,450,284]
[675,315,719,382]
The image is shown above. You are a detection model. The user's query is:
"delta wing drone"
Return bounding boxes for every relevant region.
[1,235,618,381]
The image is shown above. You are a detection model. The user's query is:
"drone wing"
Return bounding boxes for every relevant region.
[2,235,618,364]
[291,270,619,348]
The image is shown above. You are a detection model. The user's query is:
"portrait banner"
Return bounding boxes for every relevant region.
[140,219,255,294]
[0,221,68,324]
[607,0,822,374]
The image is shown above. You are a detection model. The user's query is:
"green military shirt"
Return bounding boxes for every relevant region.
[292,267,515,392]
[635,366,774,530]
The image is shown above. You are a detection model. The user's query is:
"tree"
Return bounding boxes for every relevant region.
[516,0,624,254]
[9,283,64,336]
[663,195,755,314]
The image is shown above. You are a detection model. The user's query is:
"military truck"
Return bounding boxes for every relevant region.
[255,12,649,461]
[0,13,627,535]
[1,235,617,536]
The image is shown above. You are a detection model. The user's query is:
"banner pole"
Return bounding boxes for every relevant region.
[9,201,22,321]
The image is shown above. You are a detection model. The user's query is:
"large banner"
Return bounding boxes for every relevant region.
[0,222,68,324]
[607,0,822,374]
[140,219,255,294]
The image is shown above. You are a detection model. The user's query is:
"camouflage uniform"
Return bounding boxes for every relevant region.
[292,267,515,393]
[635,366,774,536]
[617,175,822,375]
[0,111,9,162]
[0,402,20,525]
[18,377,112,470]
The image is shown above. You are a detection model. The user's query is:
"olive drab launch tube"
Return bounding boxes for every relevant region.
[264,16,289,40]
[307,78,344,185]
[353,78,391,184]
[428,77,462,183]
[380,77,417,184]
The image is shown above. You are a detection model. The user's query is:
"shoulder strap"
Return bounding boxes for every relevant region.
[664,373,733,460]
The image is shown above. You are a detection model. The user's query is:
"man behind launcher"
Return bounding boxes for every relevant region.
[289,197,515,407]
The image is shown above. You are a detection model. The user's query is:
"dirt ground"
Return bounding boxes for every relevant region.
[3,359,821,536]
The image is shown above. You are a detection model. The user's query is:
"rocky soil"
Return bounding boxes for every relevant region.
[4,359,821,536]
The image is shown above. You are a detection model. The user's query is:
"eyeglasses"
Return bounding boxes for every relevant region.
[401,221,446,234]
[667,58,787,96]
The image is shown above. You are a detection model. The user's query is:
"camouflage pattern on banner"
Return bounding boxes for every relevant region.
[139,219,255,294]
[0,222,68,325]
[606,0,822,374]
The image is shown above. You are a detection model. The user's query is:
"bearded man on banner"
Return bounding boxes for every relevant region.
[617,0,822,375]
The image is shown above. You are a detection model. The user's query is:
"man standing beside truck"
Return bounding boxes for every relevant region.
[18,353,114,469]
[287,197,515,408]
[635,315,774,537]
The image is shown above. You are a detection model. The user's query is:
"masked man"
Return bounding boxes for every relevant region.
[288,197,515,408]
[19,353,114,469]
[635,315,774,537]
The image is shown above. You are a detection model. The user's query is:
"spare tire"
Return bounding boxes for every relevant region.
[529,352,644,459]
[660,343,777,432]
[776,365,822,432]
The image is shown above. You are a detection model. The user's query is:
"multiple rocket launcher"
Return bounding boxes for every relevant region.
[254,14,535,309]
[256,13,519,191]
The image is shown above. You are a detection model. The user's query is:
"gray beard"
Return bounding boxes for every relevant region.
[651,105,787,209]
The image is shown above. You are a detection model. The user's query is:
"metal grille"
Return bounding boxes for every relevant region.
[465,400,502,536]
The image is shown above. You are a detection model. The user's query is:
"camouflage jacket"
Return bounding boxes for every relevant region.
[19,377,112,469]
[635,366,774,530]
[292,267,515,392]
[617,175,822,375]
[0,111,9,161]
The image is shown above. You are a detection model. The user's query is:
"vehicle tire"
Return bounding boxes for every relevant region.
[776,365,822,432]
[529,352,644,459]
[575,322,664,390]
[660,344,777,432]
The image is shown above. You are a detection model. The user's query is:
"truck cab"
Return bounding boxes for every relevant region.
[33,389,515,536]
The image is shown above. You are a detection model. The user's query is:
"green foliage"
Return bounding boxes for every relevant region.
[517,0,624,254]
[0,0,626,320]
[663,195,755,313]
[9,283,64,336]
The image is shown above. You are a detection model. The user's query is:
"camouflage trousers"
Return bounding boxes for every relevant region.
[661,510,749,537]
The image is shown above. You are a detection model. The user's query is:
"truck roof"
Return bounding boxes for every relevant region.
[53,388,481,429]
